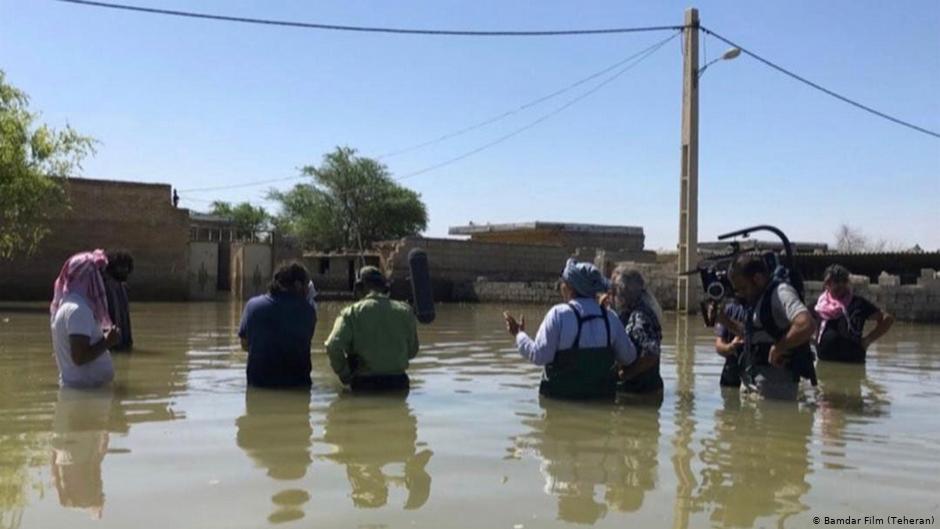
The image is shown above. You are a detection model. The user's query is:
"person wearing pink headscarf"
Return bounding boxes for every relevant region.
[50,250,122,388]
[815,264,894,363]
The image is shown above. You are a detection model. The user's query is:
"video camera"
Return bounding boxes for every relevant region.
[684,225,803,327]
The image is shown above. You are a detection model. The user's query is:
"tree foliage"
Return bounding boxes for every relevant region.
[269,147,428,251]
[0,70,97,259]
[210,200,270,237]
[834,224,904,253]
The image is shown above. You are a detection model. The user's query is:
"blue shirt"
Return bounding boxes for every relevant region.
[514,298,637,366]
[238,292,316,388]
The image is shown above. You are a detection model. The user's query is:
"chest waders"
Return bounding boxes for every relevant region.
[540,303,617,400]
[742,280,818,387]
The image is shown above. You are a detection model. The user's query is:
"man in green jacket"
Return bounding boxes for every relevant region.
[325,266,419,392]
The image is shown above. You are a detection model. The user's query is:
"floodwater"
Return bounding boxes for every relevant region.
[1,301,938,529]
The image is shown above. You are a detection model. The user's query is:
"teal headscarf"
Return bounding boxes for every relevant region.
[561,258,610,298]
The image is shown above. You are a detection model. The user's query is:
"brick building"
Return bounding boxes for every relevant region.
[448,221,645,254]
[0,178,190,301]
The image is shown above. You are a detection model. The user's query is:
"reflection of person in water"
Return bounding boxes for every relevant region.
[816,361,890,449]
[235,388,313,524]
[517,399,660,525]
[694,400,813,528]
[322,395,432,510]
[51,388,113,520]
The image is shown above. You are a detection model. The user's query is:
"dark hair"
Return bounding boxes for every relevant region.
[269,262,310,294]
[106,250,134,274]
[824,264,851,284]
[731,253,769,279]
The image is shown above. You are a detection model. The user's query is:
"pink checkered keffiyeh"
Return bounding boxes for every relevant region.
[50,249,113,328]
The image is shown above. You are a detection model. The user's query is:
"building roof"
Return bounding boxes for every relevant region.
[66,176,172,190]
[189,211,234,225]
[449,221,644,236]
[699,240,829,254]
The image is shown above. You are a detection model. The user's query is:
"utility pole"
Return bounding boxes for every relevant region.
[676,7,700,314]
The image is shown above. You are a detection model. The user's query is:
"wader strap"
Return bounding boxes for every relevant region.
[567,302,611,349]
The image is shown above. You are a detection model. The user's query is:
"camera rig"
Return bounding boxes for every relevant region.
[683,225,804,327]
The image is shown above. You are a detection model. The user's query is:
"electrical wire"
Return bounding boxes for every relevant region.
[377,36,680,159]
[179,175,305,193]
[55,0,684,37]
[701,26,940,140]
[397,31,679,180]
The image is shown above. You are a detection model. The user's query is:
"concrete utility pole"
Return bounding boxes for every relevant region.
[676,7,700,314]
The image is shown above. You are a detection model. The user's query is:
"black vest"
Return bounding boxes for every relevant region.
[744,279,817,385]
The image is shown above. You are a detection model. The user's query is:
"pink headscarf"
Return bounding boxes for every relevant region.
[50,250,113,328]
[814,286,853,337]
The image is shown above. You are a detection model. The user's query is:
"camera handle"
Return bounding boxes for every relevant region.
[717,224,795,272]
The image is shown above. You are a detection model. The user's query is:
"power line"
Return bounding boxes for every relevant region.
[180,175,304,193]
[55,0,684,37]
[701,27,940,140]
[178,34,677,192]
[397,31,679,180]
[377,37,679,159]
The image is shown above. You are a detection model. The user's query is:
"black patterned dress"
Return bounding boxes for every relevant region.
[617,301,664,394]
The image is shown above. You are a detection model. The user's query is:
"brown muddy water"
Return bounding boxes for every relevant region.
[0,301,938,529]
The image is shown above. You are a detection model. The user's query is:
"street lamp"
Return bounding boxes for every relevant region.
[698,47,741,78]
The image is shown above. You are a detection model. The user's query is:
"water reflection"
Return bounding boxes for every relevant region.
[50,388,113,520]
[235,389,313,524]
[694,399,814,528]
[815,362,890,468]
[321,395,433,510]
[515,399,661,525]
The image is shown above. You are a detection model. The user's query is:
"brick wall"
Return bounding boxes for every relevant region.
[0,178,189,301]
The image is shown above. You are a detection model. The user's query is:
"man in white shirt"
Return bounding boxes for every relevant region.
[52,292,120,388]
[50,251,122,389]
[504,259,636,400]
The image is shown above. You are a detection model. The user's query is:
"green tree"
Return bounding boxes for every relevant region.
[210,200,270,238]
[269,147,428,251]
[0,70,97,259]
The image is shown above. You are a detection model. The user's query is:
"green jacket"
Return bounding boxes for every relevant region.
[325,293,419,382]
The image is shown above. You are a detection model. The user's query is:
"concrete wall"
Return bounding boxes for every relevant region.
[231,243,272,300]
[462,266,940,322]
[469,229,644,253]
[0,178,189,301]
[794,252,940,285]
[302,255,381,292]
[187,242,219,301]
[378,236,576,300]
[458,259,699,309]
[803,269,940,322]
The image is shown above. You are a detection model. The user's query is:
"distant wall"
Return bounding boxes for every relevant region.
[231,243,272,300]
[804,270,940,322]
[469,229,644,253]
[794,252,940,285]
[379,236,573,300]
[302,255,381,292]
[0,178,189,301]
[187,242,219,301]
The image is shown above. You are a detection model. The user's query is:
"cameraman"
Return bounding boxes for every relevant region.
[716,254,817,400]
[714,299,747,388]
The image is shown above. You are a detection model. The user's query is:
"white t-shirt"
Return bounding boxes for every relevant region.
[51,293,114,388]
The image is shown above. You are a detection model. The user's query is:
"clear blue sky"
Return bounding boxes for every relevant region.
[2,0,938,250]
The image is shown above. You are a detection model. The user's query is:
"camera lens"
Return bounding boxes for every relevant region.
[707,282,725,300]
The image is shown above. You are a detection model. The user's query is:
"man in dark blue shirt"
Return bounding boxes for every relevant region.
[238,263,317,388]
